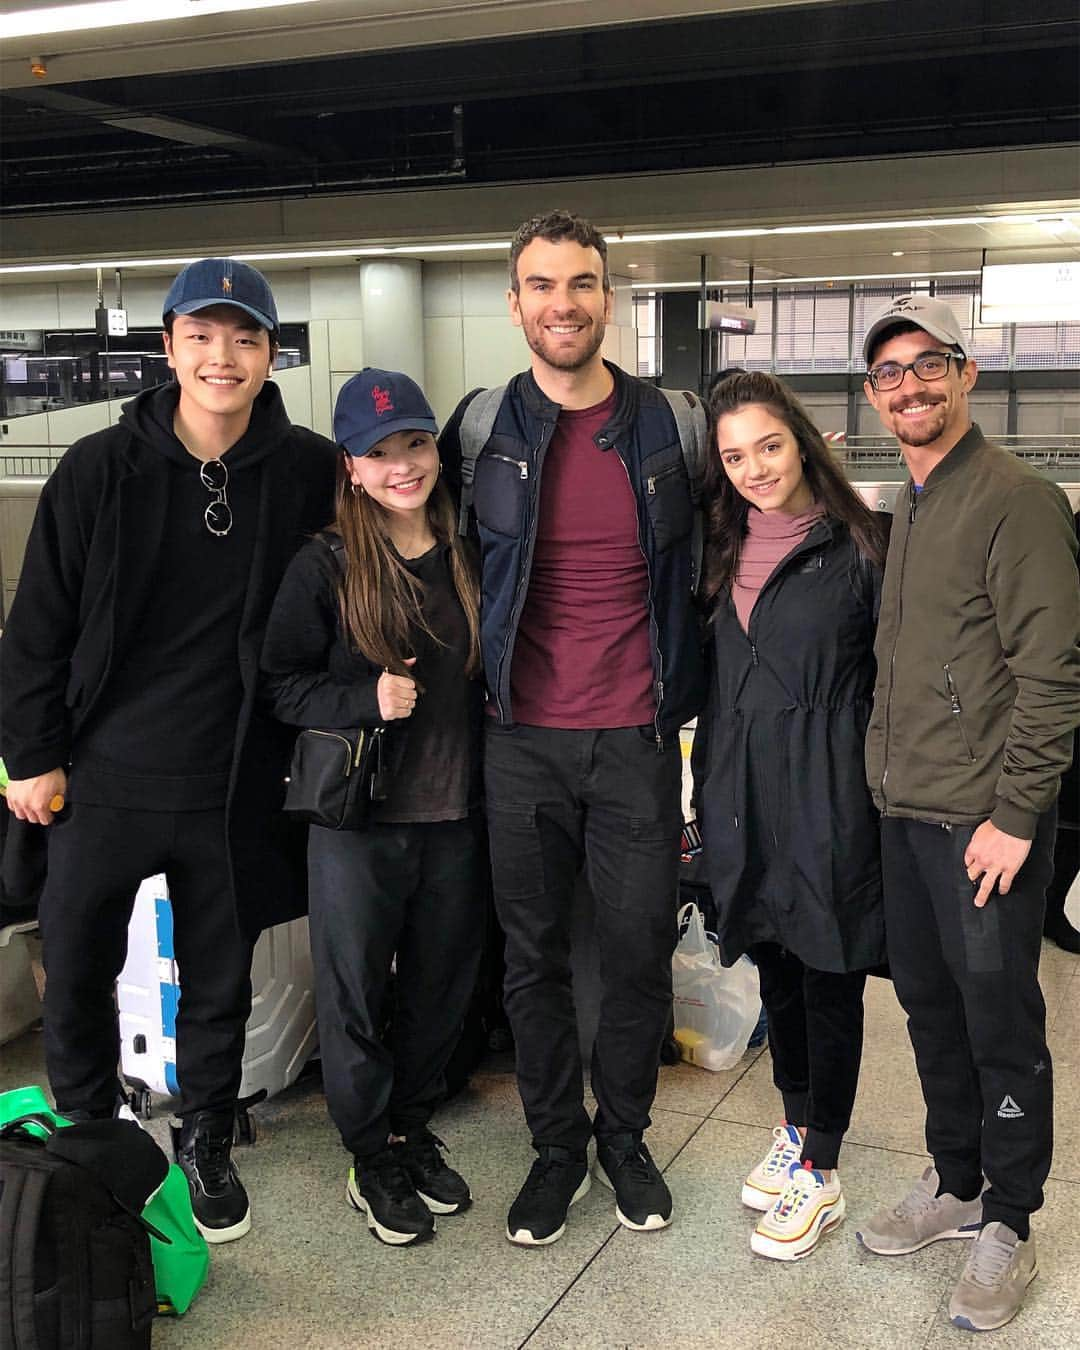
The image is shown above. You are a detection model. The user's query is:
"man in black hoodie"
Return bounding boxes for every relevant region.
[0,259,337,1242]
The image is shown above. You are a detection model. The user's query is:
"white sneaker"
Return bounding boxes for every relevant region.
[741,1123,803,1211]
[750,1162,845,1261]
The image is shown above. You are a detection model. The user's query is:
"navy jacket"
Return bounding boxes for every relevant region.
[440,362,705,738]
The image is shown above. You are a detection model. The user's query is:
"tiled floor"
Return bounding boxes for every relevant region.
[2,941,1077,1349]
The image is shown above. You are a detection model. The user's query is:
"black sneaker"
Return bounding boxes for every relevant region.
[399,1130,472,1214]
[347,1147,436,1246]
[506,1145,590,1246]
[171,1109,251,1244]
[595,1132,672,1231]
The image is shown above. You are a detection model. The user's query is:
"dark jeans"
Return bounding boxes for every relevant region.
[880,812,1056,1237]
[307,815,485,1158]
[40,804,254,1119]
[484,723,683,1151]
[749,942,867,1171]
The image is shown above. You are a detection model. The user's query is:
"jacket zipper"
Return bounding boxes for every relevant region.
[943,664,977,763]
[880,484,918,807]
[617,448,665,749]
[487,452,529,480]
[646,463,682,495]
[494,428,550,720]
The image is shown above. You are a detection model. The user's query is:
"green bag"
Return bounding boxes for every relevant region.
[0,1085,209,1316]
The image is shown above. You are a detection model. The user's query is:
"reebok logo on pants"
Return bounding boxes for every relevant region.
[997,1095,1025,1119]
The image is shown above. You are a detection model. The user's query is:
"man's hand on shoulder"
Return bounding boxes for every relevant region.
[964,819,1032,908]
[5,768,68,826]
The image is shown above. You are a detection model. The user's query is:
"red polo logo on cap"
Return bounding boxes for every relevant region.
[372,385,393,415]
[222,276,232,294]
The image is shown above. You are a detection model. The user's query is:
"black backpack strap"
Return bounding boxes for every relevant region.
[457,386,506,535]
[658,387,709,594]
[0,1139,49,1350]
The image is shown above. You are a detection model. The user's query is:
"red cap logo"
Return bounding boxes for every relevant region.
[372,384,393,415]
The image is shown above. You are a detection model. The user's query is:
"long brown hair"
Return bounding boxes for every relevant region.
[701,371,885,610]
[332,455,481,681]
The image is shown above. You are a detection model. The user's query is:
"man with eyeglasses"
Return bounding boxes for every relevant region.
[0,258,337,1243]
[854,295,1079,1331]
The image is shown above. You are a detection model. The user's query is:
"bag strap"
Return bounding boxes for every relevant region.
[457,386,506,535]
[658,388,708,593]
[0,1140,49,1350]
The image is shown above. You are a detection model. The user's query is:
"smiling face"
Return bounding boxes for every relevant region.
[508,236,612,378]
[163,305,274,422]
[346,429,439,518]
[715,403,815,516]
[864,327,976,454]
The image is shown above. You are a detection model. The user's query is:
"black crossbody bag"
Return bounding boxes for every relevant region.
[281,535,388,830]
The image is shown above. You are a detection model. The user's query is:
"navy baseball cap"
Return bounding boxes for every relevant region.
[162,258,279,332]
[334,368,439,457]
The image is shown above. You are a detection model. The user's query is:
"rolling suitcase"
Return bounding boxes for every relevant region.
[117,875,318,1136]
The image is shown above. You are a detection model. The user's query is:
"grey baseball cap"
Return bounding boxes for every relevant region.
[862,294,967,365]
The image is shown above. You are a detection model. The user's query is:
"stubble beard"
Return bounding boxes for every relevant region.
[525,318,606,373]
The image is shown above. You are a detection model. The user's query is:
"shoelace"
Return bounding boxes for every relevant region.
[963,1233,1016,1288]
[408,1131,448,1171]
[522,1155,578,1193]
[367,1151,421,1203]
[892,1182,938,1221]
[775,1168,821,1219]
[193,1134,233,1193]
[762,1128,801,1177]
[608,1143,655,1181]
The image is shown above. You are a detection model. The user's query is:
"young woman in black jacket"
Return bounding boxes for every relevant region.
[260,368,485,1248]
[695,371,887,1261]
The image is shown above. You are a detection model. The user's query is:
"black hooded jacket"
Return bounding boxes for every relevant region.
[0,380,337,936]
[694,517,886,974]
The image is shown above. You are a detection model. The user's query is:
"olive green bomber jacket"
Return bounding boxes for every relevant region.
[865,424,1080,839]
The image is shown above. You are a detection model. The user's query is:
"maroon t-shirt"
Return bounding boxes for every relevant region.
[510,392,656,728]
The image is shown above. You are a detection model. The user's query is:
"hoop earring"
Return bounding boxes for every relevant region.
[351,483,365,497]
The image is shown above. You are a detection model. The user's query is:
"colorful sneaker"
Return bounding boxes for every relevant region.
[741,1123,803,1212]
[594,1133,672,1232]
[856,1166,983,1256]
[399,1129,472,1215]
[949,1222,1038,1332]
[347,1147,435,1246]
[750,1162,845,1261]
[506,1145,590,1246]
[171,1110,251,1244]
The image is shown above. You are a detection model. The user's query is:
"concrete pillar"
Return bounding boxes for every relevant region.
[359,260,424,385]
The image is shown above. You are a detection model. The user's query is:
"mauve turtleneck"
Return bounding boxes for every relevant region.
[732,502,825,633]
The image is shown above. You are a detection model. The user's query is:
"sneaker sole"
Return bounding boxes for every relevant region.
[194,1208,252,1244]
[346,1176,435,1246]
[950,1262,1039,1332]
[506,1173,591,1247]
[751,1193,846,1262]
[416,1187,472,1216]
[856,1220,982,1257]
[741,1180,782,1212]
[593,1161,672,1231]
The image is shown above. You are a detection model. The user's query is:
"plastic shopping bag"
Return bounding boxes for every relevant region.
[672,903,761,1071]
[1066,868,1080,931]
[0,1084,209,1316]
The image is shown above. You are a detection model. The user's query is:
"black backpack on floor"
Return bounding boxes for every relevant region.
[0,1115,160,1350]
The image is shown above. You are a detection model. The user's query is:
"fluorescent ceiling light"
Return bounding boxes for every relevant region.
[0,0,327,40]
[980,261,1080,323]
[634,270,982,289]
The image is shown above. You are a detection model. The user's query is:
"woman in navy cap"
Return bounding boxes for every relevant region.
[261,368,485,1246]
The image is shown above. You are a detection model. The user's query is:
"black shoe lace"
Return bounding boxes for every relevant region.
[607,1142,655,1182]
[522,1153,579,1195]
[408,1131,447,1172]
[194,1134,233,1193]
[367,1149,420,1203]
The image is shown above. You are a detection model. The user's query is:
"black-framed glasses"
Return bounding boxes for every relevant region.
[200,459,232,537]
[867,350,964,392]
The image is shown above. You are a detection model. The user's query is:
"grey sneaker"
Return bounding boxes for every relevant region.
[856,1166,982,1255]
[949,1222,1038,1332]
